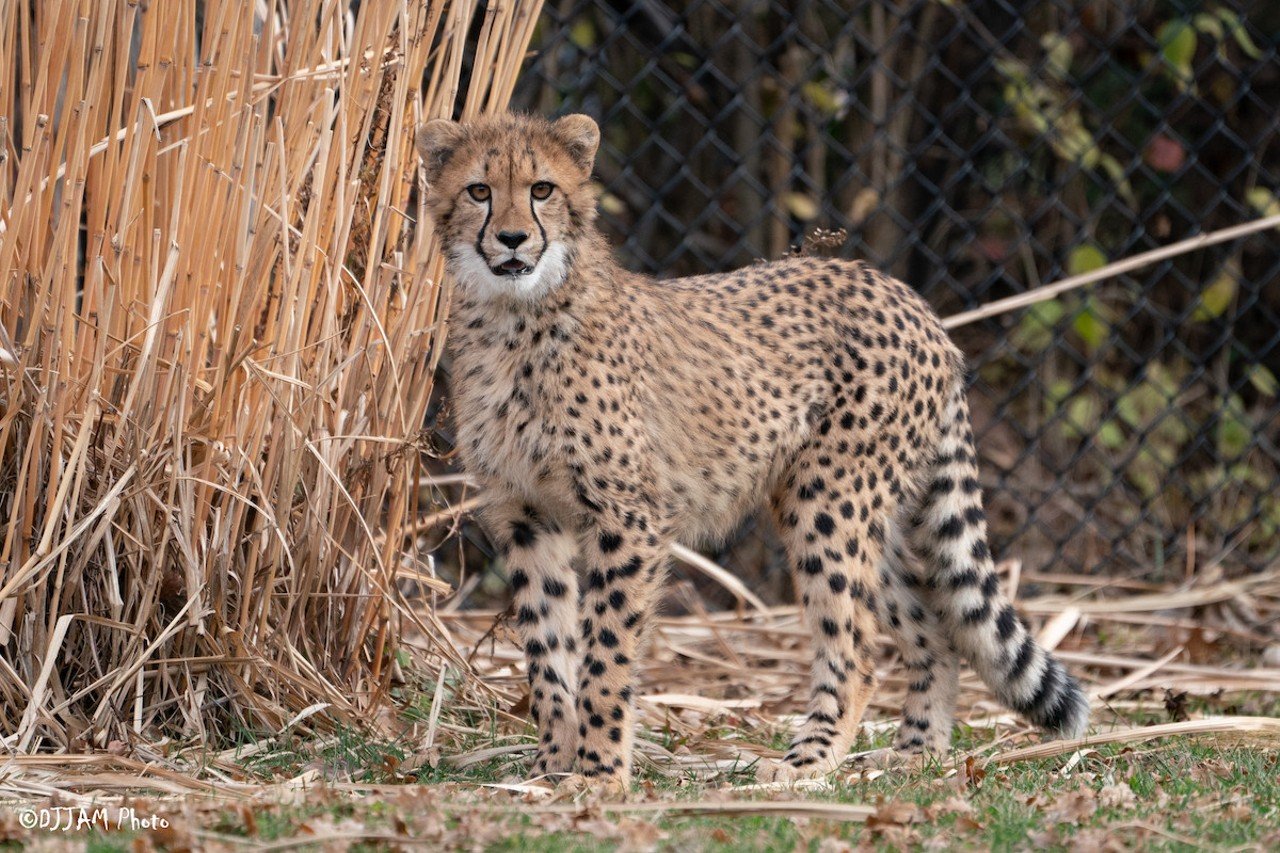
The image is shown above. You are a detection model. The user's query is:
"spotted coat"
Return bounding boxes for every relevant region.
[417,113,1089,787]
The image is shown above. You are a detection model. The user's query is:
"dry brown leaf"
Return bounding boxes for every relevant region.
[867,798,921,828]
[1046,786,1098,825]
[959,755,987,789]
[1071,826,1129,851]
[1097,783,1137,810]
[925,795,975,820]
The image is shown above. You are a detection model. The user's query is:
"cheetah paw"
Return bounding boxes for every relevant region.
[552,772,629,800]
[753,758,828,785]
[842,744,945,776]
[846,746,912,772]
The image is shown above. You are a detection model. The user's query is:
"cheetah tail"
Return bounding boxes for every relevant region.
[909,379,1089,739]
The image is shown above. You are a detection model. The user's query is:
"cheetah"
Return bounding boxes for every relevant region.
[417,113,1089,789]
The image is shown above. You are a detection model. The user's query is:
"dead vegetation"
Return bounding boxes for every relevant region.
[1,566,1278,849]
[0,0,542,757]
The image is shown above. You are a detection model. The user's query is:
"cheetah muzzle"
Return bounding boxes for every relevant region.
[417,112,1090,792]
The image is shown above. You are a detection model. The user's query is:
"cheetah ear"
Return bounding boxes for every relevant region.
[553,113,600,173]
[416,119,466,185]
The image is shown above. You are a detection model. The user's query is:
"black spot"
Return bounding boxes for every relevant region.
[797,478,825,500]
[615,555,643,578]
[936,516,964,539]
[511,521,536,547]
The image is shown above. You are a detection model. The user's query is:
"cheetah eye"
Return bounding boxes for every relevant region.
[466,183,491,202]
[531,181,555,200]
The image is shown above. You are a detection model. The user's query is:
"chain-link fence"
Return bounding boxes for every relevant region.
[428,0,1280,602]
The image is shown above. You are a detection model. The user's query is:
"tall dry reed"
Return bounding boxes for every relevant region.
[0,0,542,752]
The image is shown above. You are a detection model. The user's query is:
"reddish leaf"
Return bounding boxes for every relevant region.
[1145,135,1185,172]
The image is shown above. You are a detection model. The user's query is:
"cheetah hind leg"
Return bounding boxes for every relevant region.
[877,516,959,758]
[758,522,959,785]
[758,453,901,784]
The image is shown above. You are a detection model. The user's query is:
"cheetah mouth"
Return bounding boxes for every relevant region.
[493,257,534,276]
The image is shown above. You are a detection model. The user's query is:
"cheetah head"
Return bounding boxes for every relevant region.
[417,113,600,302]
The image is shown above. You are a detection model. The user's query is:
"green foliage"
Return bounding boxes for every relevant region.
[1021,341,1279,544]
[1204,7,1263,60]
[1248,365,1278,398]
[988,0,1277,561]
[1247,186,1280,218]
[1066,245,1106,276]
[802,79,848,118]
[568,18,595,50]
[1192,267,1239,321]
[1157,18,1197,87]
[996,57,1133,203]
[1011,299,1066,352]
[1072,299,1111,352]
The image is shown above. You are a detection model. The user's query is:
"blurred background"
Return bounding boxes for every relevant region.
[428,0,1280,605]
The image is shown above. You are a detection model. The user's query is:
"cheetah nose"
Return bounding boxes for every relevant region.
[497,230,528,249]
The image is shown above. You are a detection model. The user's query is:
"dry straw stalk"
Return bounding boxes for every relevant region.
[0,0,543,754]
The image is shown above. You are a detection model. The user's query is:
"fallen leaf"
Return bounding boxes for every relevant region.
[960,755,987,790]
[867,798,921,829]
[1098,783,1137,810]
[1046,786,1097,824]
[927,796,975,819]
[817,839,853,853]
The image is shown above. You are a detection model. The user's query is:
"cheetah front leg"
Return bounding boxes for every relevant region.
[571,518,670,789]
[762,453,900,782]
[484,502,582,777]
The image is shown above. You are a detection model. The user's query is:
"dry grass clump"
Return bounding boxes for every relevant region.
[0,0,542,754]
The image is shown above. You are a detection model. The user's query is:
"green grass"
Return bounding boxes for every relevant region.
[232,721,1278,851]
[10,701,1279,852]
[22,737,1280,852]
[473,737,1280,852]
